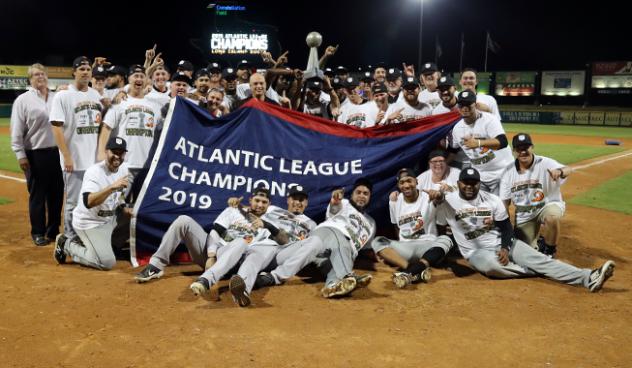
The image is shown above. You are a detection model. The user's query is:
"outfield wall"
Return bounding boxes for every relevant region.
[501,110,632,126]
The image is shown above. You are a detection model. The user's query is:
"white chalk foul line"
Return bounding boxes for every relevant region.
[0,173,26,183]
[572,151,632,171]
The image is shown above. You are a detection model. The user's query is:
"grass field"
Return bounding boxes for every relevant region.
[0,117,8,127]
[504,123,632,138]
[0,196,12,205]
[571,171,632,215]
[534,143,625,165]
[0,135,20,173]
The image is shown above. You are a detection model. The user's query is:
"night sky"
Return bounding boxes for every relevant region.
[2,0,628,73]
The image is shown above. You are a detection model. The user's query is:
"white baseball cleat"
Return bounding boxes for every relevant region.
[321,276,357,298]
[588,260,615,292]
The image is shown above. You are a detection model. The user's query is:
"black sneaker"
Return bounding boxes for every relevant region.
[32,234,49,246]
[229,275,251,307]
[135,264,164,283]
[190,277,210,296]
[53,234,67,264]
[588,260,615,292]
[254,272,277,289]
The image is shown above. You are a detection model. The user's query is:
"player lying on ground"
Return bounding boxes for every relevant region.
[427,167,615,292]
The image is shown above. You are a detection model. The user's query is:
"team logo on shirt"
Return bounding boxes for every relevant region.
[532,190,545,202]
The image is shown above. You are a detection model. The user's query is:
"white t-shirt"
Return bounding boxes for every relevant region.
[337,100,380,128]
[450,112,513,183]
[436,191,507,259]
[418,89,441,109]
[499,155,567,224]
[49,85,103,171]
[476,93,501,121]
[103,88,122,101]
[145,87,171,107]
[214,207,274,246]
[416,167,460,192]
[431,102,457,115]
[236,83,280,103]
[389,192,437,241]
[103,96,162,169]
[72,161,129,231]
[263,205,317,243]
[382,98,432,124]
[317,199,376,253]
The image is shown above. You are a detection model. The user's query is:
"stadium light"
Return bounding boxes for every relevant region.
[415,0,429,70]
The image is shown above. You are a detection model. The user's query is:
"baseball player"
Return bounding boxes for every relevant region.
[416,150,460,192]
[418,62,442,109]
[53,136,130,270]
[459,68,502,121]
[500,133,572,257]
[372,62,387,84]
[135,187,285,303]
[144,65,171,107]
[187,187,289,307]
[337,76,380,128]
[432,76,470,169]
[372,168,453,288]
[381,76,432,124]
[104,65,127,101]
[10,63,64,246]
[385,68,403,104]
[429,167,615,292]
[448,90,513,195]
[50,56,103,242]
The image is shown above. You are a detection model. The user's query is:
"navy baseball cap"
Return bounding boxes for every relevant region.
[420,62,438,75]
[127,64,145,76]
[237,59,251,69]
[288,185,308,198]
[360,71,374,83]
[344,76,359,89]
[386,68,402,81]
[428,149,448,160]
[402,76,420,89]
[72,56,91,69]
[171,71,192,85]
[194,68,210,80]
[107,65,127,77]
[512,133,534,148]
[222,67,237,80]
[252,186,271,199]
[437,75,456,88]
[207,62,221,73]
[457,89,477,106]
[92,66,107,78]
[352,177,373,193]
[331,77,344,89]
[371,82,387,94]
[177,60,194,72]
[306,79,323,91]
[106,136,127,151]
[459,167,480,182]
[396,168,416,181]
[335,66,349,75]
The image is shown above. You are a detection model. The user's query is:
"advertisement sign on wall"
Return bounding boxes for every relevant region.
[541,71,585,96]
[495,71,536,96]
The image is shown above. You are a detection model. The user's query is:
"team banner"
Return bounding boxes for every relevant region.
[494,71,536,96]
[130,98,460,266]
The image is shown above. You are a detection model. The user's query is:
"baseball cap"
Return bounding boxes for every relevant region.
[360,71,374,83]
[92,66,107,78]
[457,89,477,106]
[177,60,194,72]
[420,62,438,75]
[331,77,344,89]
[237,59,251,69]
[402,76,420,89]
[344,76,359,89]
[512,133,534,148]
[171,71,192,85]
[127,64,145,76]
[352,177,373,193]
[222,67,237,80]
[371,82,387,94]
[459,167,480,182]
[396,168,416,181]
[207,62,221,73]
[288,185,308,198]
[428,149,448,161]
[106,136,127,152]
[72,56,91,69]
[107,65,127,77]
[386,68,402,81]
[252,186,270,199]
[437,75,456,88]
[306,79,323,91]
[324,67,334,77]
[194,68,210,80]
[335,66,348,75]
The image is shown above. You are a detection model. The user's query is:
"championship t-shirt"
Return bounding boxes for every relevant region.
[337,100,380,128]
[382,98,432,124]
[214,207,274,245]
[103,96,162,169]
[317,199,376,252]
[418,89,441,109]
[499,155,566,224]
[72,161,129,230]
[389,192,437,241]
[263,205,317,243]
[416,167,460,192]
[49,85,103,171]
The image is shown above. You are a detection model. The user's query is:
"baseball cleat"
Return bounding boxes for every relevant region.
[254,272,277,289]
[321,276,357,298]
[53,234,67,264]
[352,273,372,288]
[135,264,164,283]
[392,272,413,288]
[229,275,251,307]
[588,260,615,292]
[190,277,210,297]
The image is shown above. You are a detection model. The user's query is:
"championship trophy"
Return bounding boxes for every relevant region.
[303,31,324,80]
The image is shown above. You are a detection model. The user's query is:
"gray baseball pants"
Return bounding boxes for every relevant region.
[64,220,116,270]
[63,170,85,240]
[266,236,329,284]
[467,239,592,287]
[371,235,453,262]
[311,227,356,287]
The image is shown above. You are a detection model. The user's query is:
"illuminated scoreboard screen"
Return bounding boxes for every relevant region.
[210,33,269,55]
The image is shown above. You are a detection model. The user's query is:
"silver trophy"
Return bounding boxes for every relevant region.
[304,31,324,80]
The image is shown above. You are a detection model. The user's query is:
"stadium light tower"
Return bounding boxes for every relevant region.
[416,0,428,70]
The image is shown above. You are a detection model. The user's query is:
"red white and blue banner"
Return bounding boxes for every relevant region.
[131,97,460,266]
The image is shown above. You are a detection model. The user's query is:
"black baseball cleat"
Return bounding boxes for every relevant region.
[254,272,277,289]
[189,277,210,296]
[135,264,164,283]
[229,275,251,307]
[53,234,67,264]
[588,260,615,292]
[32,234,49,246]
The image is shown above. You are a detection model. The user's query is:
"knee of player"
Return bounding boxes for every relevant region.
[99,258,117,270]
[543,215,561,226]
[174,214,194,226]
